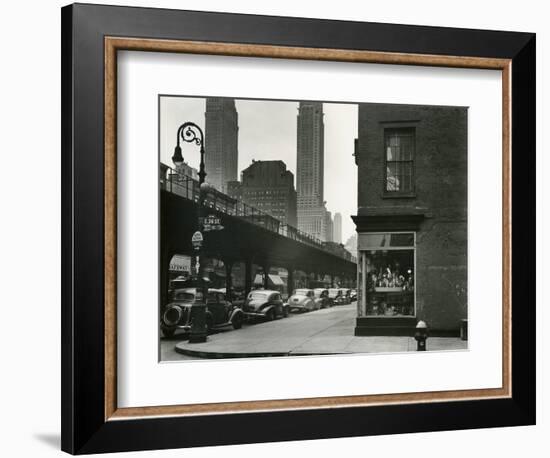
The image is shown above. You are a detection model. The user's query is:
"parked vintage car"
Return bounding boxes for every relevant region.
[160,288,244,338]
[211,287,246,308]
[288,288,318,312]
[328,288,346,305]
[341,288,352,304]
[313,288,332,308]
[243,289,289,320]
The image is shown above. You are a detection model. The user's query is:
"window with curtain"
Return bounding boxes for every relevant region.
[384,128,415,193]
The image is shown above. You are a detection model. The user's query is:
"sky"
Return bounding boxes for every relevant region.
[160,96,358,243]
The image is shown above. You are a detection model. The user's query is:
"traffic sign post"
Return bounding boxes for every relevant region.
[191,231,203,251]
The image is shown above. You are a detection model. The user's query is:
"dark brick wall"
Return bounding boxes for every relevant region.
[356,103,468,331]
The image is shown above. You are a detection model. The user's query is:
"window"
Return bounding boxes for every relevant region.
[357,232,415,317]
[384,128,415,193]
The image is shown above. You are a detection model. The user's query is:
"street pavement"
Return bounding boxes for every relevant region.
[162,303,467,360]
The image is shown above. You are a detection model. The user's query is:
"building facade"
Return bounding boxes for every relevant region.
[322,241,354,263]
[175,161,199,180]
[298,207,332,242]
[226,180,243,201]
[325,210,334,244]
[333,212,342,243]
[353,103,467,336]
[296,101,332,241]
[204,97,239,193]
[296,101,324,208]
[230,160,298,227]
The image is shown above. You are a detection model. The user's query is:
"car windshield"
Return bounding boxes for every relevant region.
[170,280,188,289]
[294,289,310,296]
[173,291,195,302]
[248,292,268,300]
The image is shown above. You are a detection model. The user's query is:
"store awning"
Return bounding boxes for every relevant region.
[169,254,191,272]
[253,274,284,286]
[269,274,284,286]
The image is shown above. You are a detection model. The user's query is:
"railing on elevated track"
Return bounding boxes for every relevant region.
[160,166,355,262]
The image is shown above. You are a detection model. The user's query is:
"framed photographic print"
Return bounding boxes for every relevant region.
[61,3,536,454]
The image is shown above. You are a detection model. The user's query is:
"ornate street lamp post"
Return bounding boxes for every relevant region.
[172,122,209,343]
[172,122,206,185]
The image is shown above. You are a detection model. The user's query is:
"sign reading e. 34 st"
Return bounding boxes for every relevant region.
[201,214,224,232]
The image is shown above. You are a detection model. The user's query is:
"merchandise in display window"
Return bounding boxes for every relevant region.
[357,232,415,317]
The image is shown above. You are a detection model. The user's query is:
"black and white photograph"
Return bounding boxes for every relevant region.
[0,0,542,456]
[159,96,469,361]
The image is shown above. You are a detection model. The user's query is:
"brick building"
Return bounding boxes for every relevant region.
[352,103,468,336]
[228,160,297,227]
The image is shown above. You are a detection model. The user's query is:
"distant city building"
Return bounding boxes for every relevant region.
[298,206,331,242]
[333,212,342,243]
[322,241,354,262]
[296,101,331,241]
[175,161,199,180]
[204,97,239,193]
[325,210,334,244]
[344,233,357,254]
[226,180,243,201]
[159,162,198,199]
[230,160,297,227]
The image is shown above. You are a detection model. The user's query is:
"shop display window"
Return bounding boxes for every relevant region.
[357,232,415,317]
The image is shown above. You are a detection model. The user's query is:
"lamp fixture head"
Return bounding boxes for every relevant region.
[172,145,184,166]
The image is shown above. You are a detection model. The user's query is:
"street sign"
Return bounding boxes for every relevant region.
[202,214,224,232]
[204,215,221,226]
[191,231,203,250]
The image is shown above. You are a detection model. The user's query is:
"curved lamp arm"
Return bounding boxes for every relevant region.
[172,121,207,184]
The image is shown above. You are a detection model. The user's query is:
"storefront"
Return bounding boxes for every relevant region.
[357,232,415,318]
[353,214,425,335]
[353,102,468,336]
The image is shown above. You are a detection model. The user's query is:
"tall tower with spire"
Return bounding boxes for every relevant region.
[204,98,239,192]
[296,101,324,208]
[296,101,331,241]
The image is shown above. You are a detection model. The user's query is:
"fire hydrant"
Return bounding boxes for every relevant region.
[414,320,428,351]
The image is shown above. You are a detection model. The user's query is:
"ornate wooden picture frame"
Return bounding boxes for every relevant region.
[62,3,535,454]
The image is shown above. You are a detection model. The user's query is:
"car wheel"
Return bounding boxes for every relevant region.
[232,313,243,329]
[161,328,175,338]
[266,309,275,321]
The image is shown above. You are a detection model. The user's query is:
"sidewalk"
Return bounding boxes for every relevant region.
[174,304,468,359]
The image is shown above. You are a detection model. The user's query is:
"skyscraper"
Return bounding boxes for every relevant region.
[296,101,330,241]
[333,212,342,243]
[204,98,239,193]
[296,101,324,208]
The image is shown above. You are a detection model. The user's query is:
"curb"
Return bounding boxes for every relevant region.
[174,343,347,359]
